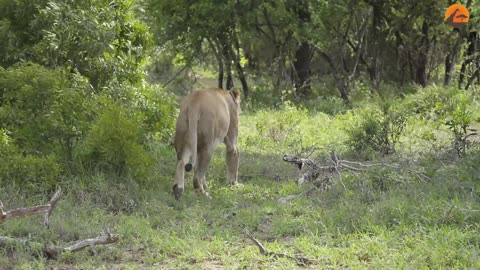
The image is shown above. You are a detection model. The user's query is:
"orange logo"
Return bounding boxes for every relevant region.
[445,4,470,29]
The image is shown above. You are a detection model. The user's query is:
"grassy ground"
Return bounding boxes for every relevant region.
[1,99,480,269]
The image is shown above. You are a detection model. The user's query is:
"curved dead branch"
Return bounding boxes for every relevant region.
[0,188,62,227]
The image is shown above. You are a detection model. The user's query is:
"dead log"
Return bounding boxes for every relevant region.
[0,188,62,227]
[0,229,119,259]
[283,151,431,184]
[0,188,119,259]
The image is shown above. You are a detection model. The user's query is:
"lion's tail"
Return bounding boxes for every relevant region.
[185,107,197,172]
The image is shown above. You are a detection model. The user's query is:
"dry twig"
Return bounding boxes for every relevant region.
[245,230,316,266]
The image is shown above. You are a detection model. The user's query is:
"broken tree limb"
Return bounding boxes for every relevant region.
[44,188,62,228]
[0,189,119,259]
[283,154,337,184]
[245,230,316,266]
[0,229,119,259]
[49,229,119,258]
[283,151,432,184]
[0,188,62,226]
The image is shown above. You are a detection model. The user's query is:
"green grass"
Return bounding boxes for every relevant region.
[1,97,480,269]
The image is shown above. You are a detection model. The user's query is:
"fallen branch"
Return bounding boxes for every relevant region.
[0,188,62,227]
[283,151,431,184]
[245,230,316,266]
[0,229,119,259]
[44,188,62,228]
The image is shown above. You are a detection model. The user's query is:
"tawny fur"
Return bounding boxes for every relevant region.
[172,88,240,199]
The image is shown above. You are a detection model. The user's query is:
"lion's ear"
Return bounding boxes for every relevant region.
[230,89,241,103]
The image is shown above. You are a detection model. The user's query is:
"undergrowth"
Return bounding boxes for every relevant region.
[1,85,479,269]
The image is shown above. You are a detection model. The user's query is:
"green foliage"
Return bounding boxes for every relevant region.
[0,64,176,181]
[0,129,62,192]
[346,99,408,155]
[80,104,152,179]
[0,62,91,159]
[145,0,235,58]
[405,85,479,157]
[0,0,49,66]
[243,101,318,155]
[443,93,478,157]
[254,101,308,143]
[241,100,352,156]
[0,0,151,89]
[99,83,177,142]
[303,96,349,115]
[35,0,151,88]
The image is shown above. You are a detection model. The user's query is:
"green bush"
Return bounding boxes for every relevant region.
[120,84,177,142]
[80,104,152,179]
[0,62,91,161]
[346,99,408,155]
[94,83,177,143]
[404,85,479,157]
[443,92,477,157]
[0,130,62,192]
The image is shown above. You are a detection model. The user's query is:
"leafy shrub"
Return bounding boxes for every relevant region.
[346,99,408,155]
[35,0,151,89]
[80,104,152,179]
[0,130,62,192]
[404,85,479,157]
[121,84,176,142]
[0,62,91,161]
[443,93,478,157]
[94,83,177,143]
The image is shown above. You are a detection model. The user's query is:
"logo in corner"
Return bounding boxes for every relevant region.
[445,4,470,29]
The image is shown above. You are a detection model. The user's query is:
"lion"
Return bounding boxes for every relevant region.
[172,88,240,199]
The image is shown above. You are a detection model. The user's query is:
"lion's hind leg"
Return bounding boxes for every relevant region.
[224,138,239,186]
[193,148,214,196]
[173,149,191,200]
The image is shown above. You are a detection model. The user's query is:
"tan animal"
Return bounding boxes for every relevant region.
[172,88,240,199]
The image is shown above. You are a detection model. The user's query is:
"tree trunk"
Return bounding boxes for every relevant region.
[207,39,224,89]
[292,0,312,97]
[234,61,249,98]
[218,60,224,89]
[445,0,472,86]
[231,30,250,98]
[459,31,478,88]
[293,41,312,97]
[220,38,234,90]
[369,3,382,91]
[445,34,462,86]
[415,20,429,87]
[273,55,284,95]
[316,49,351,104]
[225,60,234,90]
